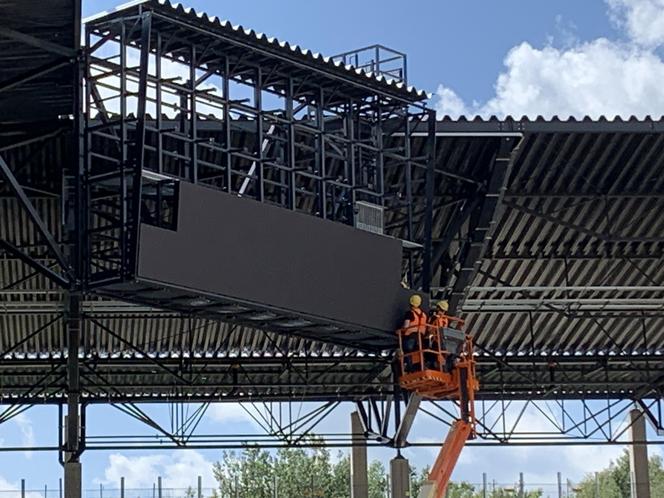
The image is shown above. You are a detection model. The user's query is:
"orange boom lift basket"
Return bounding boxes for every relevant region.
[397,317,479,498]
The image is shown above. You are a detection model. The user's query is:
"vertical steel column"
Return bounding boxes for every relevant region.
[64,293,82,498]
[421,109,437,293]
[317,87,327,218]
[255,67,264,202]
[375,98,385,211]
[73,16,86,288]
[190,45,198,184]
[83,26,92,286]
[66,3,85,492]
[629,408,651,498]
[403,107,415,285]
[286,77,296,210]
[224,56,232,192]
[347,99,356,225]
[156,33,163,174]
[128,13,152,275]
[350,411,368,498]
[119,22,128,276]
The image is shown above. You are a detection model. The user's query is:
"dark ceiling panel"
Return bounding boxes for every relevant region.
[0,0,79,123]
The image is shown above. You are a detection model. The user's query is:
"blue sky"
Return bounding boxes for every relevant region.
[2,0,664,493]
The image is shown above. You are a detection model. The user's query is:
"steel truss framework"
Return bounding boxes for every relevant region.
[84,9,435,288]
[2,394,664,452]
[0,1,663,488]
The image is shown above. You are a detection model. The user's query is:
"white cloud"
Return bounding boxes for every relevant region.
[608,0,664,47]
[436,1,664,119]
[13,414,35,459]
[437,39,664,119]
[436,86,470,118]
[0,475,41,498]
[99,450,216,489]
[208,403,261,427]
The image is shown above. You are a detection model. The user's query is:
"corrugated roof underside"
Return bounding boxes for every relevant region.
[0,0,77,123]
[461,130,664,355]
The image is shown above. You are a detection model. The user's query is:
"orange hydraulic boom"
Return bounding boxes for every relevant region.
[419,419,473,498]
[397,319,479,498]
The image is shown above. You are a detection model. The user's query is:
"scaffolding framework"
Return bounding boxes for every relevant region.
[84,10,435,289]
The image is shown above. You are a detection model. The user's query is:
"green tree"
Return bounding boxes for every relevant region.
[445,481,477,498]
[574,450,664,498]
[213,447,274,497]
[330,453,351,498]
[410,466,429,497]
[368,461,388,498]
[212,445,553,498]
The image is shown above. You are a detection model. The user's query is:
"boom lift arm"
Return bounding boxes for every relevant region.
[420,419,473,498]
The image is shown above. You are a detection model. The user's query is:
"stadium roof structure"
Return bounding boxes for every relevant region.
[0,0,663,482]
[85,0,427,102]
[3,115,663,400]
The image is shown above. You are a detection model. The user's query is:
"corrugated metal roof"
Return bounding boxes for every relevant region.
[404,118,664,364]
[2,117,664,400]
[85,0,428,102]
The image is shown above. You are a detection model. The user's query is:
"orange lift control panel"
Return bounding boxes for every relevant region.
[397,317,479,498]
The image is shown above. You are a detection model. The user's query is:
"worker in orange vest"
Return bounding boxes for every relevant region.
[401,294,427,373]
[431,300,463,372]
[430,300,450,329]
[423,300,449,371]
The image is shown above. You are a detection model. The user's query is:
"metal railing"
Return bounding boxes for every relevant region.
[2,472,592,498]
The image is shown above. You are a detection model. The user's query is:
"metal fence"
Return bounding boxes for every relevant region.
[0,473,590,498]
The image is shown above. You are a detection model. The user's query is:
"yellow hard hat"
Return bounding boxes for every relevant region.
[409,294,422,307]
[437,300,449,312]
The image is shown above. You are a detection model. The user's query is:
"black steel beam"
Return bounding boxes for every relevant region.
[0,240,69,288]
[0,26,76,58]
[65,294,82,460]
[448,136,516,313]
[0,154,73,283]
[0,58,72,94]
[421,109,437,293]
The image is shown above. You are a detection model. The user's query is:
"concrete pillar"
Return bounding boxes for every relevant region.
[350,411,368,498]
[557,472,562,498]
[629,409,651,498]
[64,462,82,498]
[390,455,410,498]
